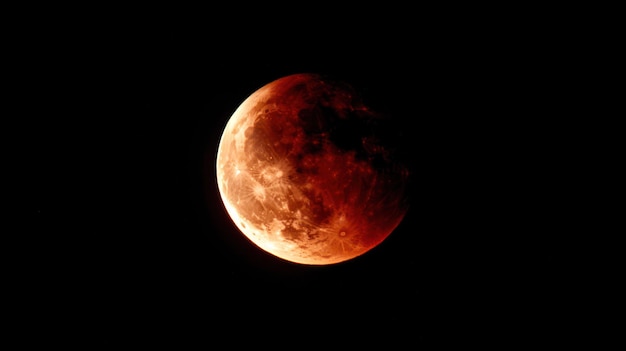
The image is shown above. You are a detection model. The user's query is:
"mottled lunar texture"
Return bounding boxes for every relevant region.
[216,73,409,265]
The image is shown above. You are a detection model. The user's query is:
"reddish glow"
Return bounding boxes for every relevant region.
[215,73,409,265]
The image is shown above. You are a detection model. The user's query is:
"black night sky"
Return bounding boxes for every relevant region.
[21,8,578,347]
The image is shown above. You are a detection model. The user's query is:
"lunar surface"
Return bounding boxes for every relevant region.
[215,73,410,265]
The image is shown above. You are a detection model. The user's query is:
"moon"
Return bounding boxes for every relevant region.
[215,73,410,265]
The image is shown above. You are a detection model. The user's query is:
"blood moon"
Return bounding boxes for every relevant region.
[215,73,409,265]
